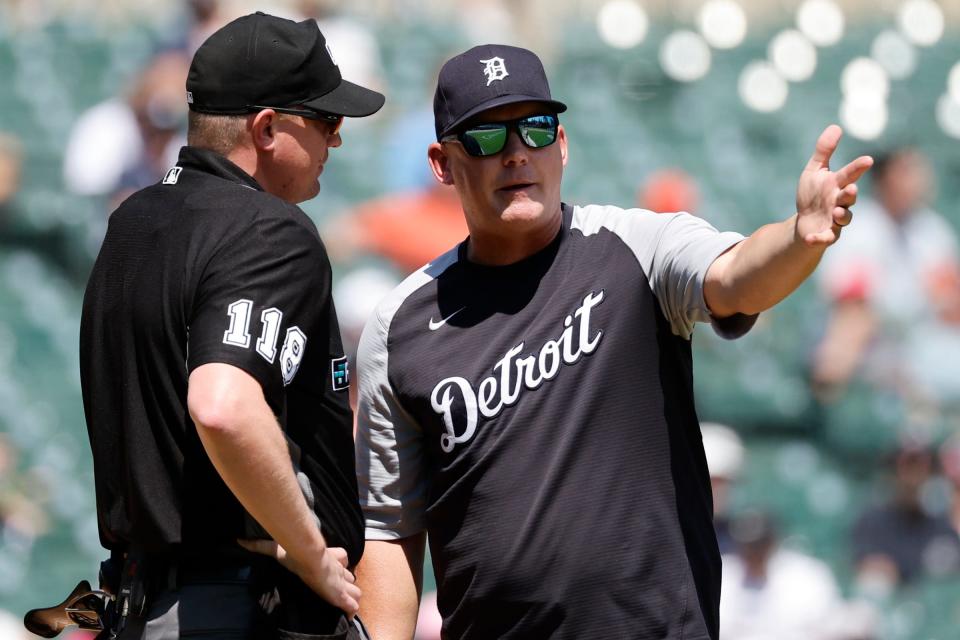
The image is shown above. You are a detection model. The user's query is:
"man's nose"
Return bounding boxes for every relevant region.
[500,129,528,166]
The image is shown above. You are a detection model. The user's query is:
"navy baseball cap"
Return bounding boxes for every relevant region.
[433,44,567,140]
[187,12,384,117]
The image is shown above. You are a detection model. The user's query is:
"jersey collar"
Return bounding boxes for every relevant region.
[176,146,264,191]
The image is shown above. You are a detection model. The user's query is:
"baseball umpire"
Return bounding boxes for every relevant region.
[78,12,382,639]
[353,44,872,639]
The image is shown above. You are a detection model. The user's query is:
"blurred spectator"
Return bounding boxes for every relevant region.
[163,0,231,57]
[380,104,438,192]
[720,509,867,640]
[323,47,458,266]
[335,266,402,361]
[62,51,189,204]
[852,441,960,595]
[0,132,88,280]
[327,183,467,274]
[0,434,49,597]
[332,265,401,414]
[442,0,516,52]
[376,52,452,192]
[813,148,960,405]
[941,434,960,537]
[0,434,49,543]
[298,0,385,94]
[701,421,744,554]
[0,133,22,222]
[637,168,700,215]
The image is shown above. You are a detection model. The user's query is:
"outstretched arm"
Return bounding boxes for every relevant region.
[704,125,873,318]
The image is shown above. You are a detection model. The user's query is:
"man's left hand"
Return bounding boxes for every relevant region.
[795,124,873,247]
[239,538,361,617]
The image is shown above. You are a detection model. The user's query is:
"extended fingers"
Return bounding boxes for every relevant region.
[803,206,850,246]
[833,206,852,227]
[805,124,843,172]
[830,180,859,229]
[341,582,362,617]
[835,155,874,188]
[836,183,858,208]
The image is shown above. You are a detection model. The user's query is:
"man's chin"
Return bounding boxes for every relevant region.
[301,181,322,203]
[287,184,321,205]
[500,198,545,222]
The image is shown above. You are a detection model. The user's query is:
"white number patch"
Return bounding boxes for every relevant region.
[280,327,307,386]
[256,308,283,363]
[223,299,253,348]
[223,300,306,384]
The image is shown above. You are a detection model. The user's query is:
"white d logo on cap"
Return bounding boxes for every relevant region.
[480,57,509,86]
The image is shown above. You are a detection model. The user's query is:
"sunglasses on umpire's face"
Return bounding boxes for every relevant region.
[249,105,345,134]
[442,114,559,157]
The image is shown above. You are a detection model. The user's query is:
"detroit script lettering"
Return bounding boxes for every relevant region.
[430,290,605,452]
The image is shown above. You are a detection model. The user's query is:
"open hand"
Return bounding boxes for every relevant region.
[239,539,361,617]
[795,125,873,246]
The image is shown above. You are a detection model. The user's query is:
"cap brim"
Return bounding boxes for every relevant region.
[440,95,568,139]
[304,79,385,117]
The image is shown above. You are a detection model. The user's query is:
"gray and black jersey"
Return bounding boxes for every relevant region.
[356,203,755,639]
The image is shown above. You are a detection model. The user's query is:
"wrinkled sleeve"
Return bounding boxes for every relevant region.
[649,212,758,340]
[354,305,427,539]
[571,205,757,340]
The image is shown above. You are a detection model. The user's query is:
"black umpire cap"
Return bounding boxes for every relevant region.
[187,11,384,117]
[433,44,567,141]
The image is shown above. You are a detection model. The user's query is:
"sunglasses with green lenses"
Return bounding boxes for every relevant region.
[442,114,559,157]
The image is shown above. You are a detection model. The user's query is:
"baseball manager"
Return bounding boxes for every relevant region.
[354,44,871,639]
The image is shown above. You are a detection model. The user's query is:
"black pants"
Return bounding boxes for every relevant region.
[98,556,368,640]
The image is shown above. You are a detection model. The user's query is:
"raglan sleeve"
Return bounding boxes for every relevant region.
[647,212,758,340]
[574,205,756,340]
[186,212,330,411]
[354,303,428,540]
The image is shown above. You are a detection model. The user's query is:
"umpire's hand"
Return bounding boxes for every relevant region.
[240,539,361,617]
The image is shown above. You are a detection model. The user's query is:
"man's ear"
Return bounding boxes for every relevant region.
[250,110,278,152]
[427,142,455,186]
[558,124,569,167]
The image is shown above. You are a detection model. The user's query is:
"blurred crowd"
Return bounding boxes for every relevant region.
[1,0,960,638]
[0,435,54,639]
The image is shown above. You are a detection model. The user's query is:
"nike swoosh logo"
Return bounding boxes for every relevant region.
[429,307,466,331]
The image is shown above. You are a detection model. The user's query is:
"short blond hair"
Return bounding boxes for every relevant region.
[187,111,249,156]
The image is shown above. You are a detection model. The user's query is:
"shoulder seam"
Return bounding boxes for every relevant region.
[376,246,461,347]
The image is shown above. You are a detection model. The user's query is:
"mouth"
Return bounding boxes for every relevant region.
[498,181,535,193]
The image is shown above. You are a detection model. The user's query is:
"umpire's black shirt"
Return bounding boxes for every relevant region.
[81,147,363,565]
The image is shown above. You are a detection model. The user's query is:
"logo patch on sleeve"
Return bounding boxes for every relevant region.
[331,356,350,392]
